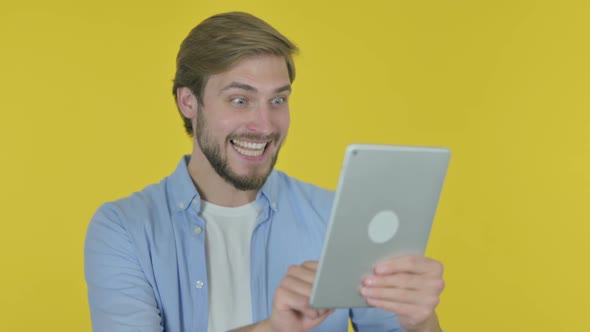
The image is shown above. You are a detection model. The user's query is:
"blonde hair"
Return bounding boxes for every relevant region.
[172,12,298,136]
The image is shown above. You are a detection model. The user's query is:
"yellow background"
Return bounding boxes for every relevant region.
[1,0,589,331]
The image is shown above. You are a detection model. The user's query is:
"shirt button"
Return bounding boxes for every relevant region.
[194,226,202,235]
[193,198,199,204]
[195,280,204,289]
[271,202,277,209]
[178,203,185,209]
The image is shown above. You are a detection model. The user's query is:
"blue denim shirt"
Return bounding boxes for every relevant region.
[84,156,401,331]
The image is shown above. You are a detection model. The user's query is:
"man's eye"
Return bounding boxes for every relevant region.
[271,97,285,105]
[231,97,247,105]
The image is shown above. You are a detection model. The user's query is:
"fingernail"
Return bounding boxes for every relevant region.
[364,277,374,286]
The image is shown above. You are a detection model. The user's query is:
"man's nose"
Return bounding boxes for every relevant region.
[245,103,273,136]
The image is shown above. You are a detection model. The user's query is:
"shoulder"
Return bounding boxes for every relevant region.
[86,177,173,249]
[270,170,335,222]
[273,170,333,200]
[98,179,169,224]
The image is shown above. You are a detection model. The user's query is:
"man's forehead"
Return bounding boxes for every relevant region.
[231,54,287,71]
[216,81,292,95]
[207,60,291,94]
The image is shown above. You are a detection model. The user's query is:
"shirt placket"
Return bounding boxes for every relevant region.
[186,202,209,332]
[250,200,274,322]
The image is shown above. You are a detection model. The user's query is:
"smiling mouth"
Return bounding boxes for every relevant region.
[230,139,269,157]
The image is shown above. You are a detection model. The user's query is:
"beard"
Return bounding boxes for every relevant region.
[195,106,281,191]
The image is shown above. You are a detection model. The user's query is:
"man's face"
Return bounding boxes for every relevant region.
[195,55,291,191]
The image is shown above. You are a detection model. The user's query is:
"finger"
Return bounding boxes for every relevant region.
[285,264,317,284]
[360,286,440,307]
[281,274,314,298]
[310,309,336,322]
[302,260,319,270]
[301,308,335,324]
[363,273,445,293]
[373,256,443,276]
[274,286,324,319]
[317,308,336,316]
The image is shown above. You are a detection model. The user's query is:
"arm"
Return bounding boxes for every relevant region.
[84,205,163,332]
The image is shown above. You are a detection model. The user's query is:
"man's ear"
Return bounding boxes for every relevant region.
[177,87,199,118]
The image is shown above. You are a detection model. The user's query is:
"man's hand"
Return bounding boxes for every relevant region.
[231,261,333,332]
[270,261,334,332]
[359,256,445,332]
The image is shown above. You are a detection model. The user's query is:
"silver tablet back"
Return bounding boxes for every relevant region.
[310,144,450,308]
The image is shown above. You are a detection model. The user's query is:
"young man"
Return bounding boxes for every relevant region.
[84,12,445,332]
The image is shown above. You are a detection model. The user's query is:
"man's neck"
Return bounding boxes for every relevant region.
[187,151,258,207]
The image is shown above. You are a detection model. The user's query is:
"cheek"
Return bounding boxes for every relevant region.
[214,117,241,137]
[275,110,290,133]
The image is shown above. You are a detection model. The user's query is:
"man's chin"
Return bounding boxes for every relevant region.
[230,160,273,177]
[224,153,278,190]
[226,174,268,191]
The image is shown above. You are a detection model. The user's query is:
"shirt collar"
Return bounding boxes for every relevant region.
[258,170,280,212]
[167,155,201,213]
[167,155,280,214]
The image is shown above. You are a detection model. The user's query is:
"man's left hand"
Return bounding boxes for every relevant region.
[359,256,445,332]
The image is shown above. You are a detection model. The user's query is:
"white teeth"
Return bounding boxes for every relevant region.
[232,139,267,150]
[234,145,264,157]
[231,139,268,157]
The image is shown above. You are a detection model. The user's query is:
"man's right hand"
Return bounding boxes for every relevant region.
[232,261,334,332]
[269,261,334,331]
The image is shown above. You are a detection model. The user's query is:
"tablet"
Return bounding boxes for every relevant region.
[309,144,451,308]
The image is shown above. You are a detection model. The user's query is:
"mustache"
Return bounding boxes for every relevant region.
[228,132,280,142]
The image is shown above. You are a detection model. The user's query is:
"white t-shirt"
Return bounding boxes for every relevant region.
[201,200,260,332]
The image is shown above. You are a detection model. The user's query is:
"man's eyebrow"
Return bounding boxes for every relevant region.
[219,82,258,94]
[219,82,292,94]
[274,84,292,94]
